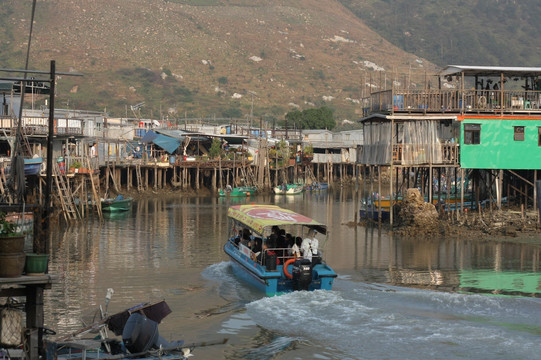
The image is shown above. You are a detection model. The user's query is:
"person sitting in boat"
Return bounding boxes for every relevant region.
[285,233,294,254]
[257,236,280,267]
[276,229,287,258]
[310,231,321,265]
[289,236,302,258]
[225,184,233,193]
[234,229,243,247]
[241,228,252,248]
[250,237,263,261]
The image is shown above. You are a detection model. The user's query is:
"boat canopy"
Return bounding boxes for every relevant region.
[227,204,326,235]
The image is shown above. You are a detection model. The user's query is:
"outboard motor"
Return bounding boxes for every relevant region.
[292,258,312,290]
[122,313,159,353]
[122,313,184,354]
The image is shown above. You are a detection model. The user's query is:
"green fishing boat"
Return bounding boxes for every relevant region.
[101,195,133,212]
[219,186,257,197]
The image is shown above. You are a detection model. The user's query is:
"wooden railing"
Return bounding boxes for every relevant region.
[365,89,541,114]
[391,143,459,166]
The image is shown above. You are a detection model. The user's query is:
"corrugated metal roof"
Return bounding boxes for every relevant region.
[439,65,541,77]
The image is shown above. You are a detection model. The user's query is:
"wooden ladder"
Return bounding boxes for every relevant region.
[86,158,102,219]
[0,168,13,204]
[53,163,79,221]
[136,164,144,192]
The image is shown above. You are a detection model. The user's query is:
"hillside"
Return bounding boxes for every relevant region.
[0,0,438,123]
[339,0,541,68]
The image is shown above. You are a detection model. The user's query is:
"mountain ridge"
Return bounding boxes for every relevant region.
[1,0,438,122]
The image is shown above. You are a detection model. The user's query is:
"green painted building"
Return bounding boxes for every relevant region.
[459,115,541,170]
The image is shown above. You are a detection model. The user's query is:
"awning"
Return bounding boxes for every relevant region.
[141,130,180,154]
[227,204,326,235]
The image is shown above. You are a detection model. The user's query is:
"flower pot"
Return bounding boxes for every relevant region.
[0,253,25,278]
[0,234,25,253]
[24,253,49,276]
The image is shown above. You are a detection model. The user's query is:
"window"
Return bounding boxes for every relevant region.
[514,126,524,141]
[464,123,480,145]
[538,128,541,146]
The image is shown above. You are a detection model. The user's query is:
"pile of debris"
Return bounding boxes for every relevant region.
[395,188,441,236]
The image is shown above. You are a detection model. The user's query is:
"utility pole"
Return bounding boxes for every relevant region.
[248,90,257,136]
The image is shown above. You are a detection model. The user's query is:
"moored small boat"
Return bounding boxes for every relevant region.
[273,183,304,195]
[305,182,328,191]
[24,157,43,175]
[224,204,337,296]
[359,206,391,221]
[101,195,133,212]
[218,185,257,197]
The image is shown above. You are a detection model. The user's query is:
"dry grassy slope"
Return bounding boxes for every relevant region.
[6,0,438,120]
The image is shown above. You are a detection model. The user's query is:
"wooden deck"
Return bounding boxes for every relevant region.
[366,89,541,115]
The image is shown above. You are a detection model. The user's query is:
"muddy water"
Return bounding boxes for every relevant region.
[44,190,541,359]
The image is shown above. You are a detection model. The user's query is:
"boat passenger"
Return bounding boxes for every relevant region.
[285,233,294,254]
[301,230,316,261]
[241,228,252,248]
[250,238,263,260]
[277,229,287,259]
[310,231,320,265]
[234,229,243,246]
[257,237,280,267]
[290,236,302,258]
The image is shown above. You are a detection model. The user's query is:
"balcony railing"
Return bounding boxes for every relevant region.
[365,89,541,115]
[0,116,84,136]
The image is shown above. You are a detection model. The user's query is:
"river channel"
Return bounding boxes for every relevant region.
[44,189,541,359]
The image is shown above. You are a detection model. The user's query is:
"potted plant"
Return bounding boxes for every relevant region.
[70,161,82,173]
[0,212,26,277]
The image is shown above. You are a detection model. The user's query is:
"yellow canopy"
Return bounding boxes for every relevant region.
[227,204,326,235]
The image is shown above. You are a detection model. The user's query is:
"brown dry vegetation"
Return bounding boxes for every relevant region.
[1,0,438,119]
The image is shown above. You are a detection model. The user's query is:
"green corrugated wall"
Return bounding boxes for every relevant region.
[460,118,541,169]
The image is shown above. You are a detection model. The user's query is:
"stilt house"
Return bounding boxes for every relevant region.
[359,65,541,223]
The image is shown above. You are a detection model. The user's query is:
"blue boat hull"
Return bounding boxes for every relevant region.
[359,208,391,221]
[223,241,336,296]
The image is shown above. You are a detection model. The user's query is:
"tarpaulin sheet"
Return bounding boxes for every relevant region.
[141,130,180,154]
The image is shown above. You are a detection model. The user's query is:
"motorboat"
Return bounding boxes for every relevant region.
[223,204,337,296]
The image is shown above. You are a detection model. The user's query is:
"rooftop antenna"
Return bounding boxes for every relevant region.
[130,101,145,120]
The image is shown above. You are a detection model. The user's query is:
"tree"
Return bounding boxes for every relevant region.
[285,106,336,130]
[222,107,243,118]
[209,138,222,159]
[285,109,302,129]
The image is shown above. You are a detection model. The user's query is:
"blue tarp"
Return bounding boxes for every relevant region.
[141,130,181,154]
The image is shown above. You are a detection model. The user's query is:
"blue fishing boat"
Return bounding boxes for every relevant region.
[224,204,337,296]
[359,206,391,221]
[24,157,43,175]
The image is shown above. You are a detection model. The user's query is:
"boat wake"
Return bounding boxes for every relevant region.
[245,279,541,360]
[201,262,261,310]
